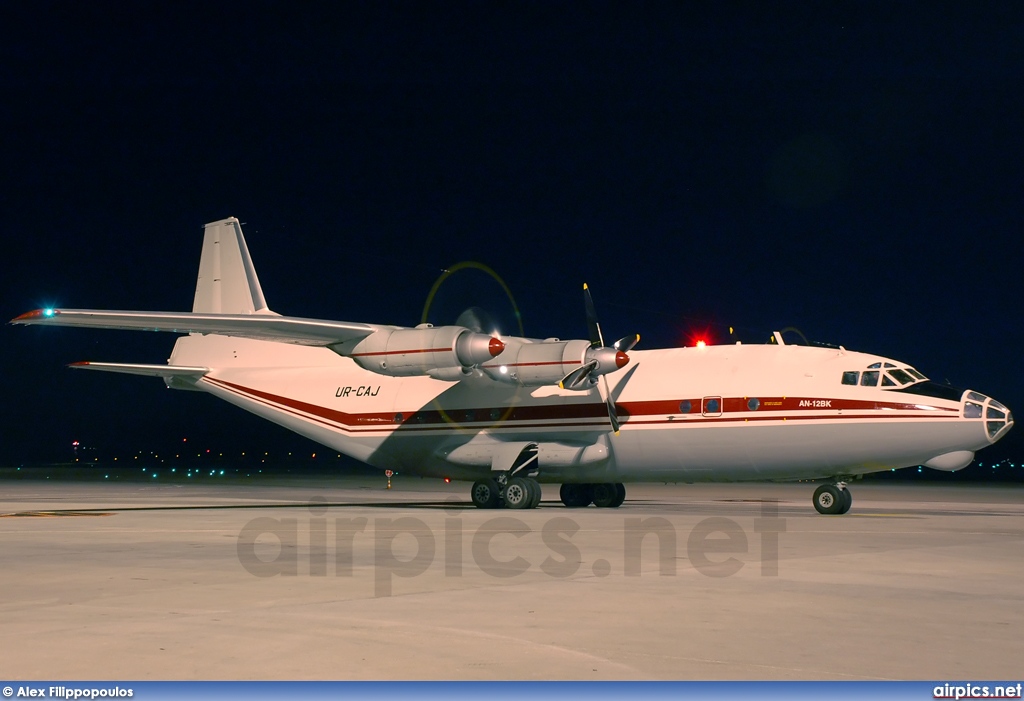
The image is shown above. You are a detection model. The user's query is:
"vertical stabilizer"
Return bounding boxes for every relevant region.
[192,217,270,314]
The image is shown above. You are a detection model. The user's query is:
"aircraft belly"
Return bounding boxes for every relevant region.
[612,417,986,481]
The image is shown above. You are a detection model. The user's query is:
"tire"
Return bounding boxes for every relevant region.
[838,487,852,514]
[592,482,618,508]
[609,483,626,508]
[559,483,592,508]
[812,484,843,515]
[504,477,533,509]
[471,479,501,509]
[525,478,542,509]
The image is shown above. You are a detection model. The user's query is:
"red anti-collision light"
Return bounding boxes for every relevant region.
[615,351,629,368]
[488,337,505,357]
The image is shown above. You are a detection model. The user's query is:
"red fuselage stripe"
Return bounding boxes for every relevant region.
[350,347,452,357]
[203,377,963,435]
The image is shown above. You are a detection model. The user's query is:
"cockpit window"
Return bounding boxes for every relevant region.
[907,368,926,380]
[882,374,896,386]
[867,362,881,369]
[842,371,859,385]
[888,369,914,385]
[861,371,880,386]
[884,362,896,368]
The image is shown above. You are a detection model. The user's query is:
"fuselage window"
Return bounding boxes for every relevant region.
[861,370,880,386]
[704,398,720,414]
[679,400,692,414]
[748,397,760,410]
[882,374,896,386]
[842,371,859,385]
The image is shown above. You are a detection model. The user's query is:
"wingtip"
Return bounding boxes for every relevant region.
[67,361,91,368]
[582,282,589,290]
[10,308,59,323]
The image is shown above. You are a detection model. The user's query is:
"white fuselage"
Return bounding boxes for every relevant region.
[169,333,1008,483]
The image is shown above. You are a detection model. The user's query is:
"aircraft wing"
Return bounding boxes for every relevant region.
[9,309,381,346]
[66,361,210,377]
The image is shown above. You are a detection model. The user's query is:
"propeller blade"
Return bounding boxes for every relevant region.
[583,283,605,348]
[455,306,500,335]
[601,375,621,434]
[559,359,598,390]
[613,333,641,353]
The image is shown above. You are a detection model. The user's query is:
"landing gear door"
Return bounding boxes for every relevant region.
[702,396,722,417]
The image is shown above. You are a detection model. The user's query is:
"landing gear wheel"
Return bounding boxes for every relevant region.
[609,483,626,508]
[504,477,534,509]
[471,479,502,509]
[812,484,843,515]
[525,478,542,509]
[838,487,852,514]
[592,483,619,508]
[559,483,593,508]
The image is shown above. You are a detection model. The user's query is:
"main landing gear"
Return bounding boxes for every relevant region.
[469,479,627,509]
[812,482,852,515]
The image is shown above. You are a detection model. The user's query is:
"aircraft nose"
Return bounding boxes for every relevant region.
[970,392,1013,442]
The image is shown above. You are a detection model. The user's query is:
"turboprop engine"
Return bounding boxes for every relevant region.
[480,337,628,388]
[334,325,505,380]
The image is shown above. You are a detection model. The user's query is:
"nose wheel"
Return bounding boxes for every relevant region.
[813,483,852,515]
[559,482,626,508]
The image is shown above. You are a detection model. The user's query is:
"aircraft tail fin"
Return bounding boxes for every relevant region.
[192,218,271,314]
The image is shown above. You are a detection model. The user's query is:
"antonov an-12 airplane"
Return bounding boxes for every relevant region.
[12,218,1014,514]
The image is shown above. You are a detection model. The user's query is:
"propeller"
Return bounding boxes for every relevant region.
[455,306,501,335]
[560,283,640,434]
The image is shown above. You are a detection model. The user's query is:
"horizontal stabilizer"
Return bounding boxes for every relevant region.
[68,361,209,377]
[11,309,379,346]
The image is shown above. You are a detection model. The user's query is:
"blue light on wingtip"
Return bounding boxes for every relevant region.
[43,308,55,317]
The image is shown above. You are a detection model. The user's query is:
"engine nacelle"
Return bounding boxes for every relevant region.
[481,338,616,387]
[336,325,504,378]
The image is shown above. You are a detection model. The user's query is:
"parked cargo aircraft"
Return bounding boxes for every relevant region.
[11,218,1014,513]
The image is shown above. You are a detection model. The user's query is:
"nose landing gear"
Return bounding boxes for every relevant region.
[813,482,852,515]
[559,482,625,508]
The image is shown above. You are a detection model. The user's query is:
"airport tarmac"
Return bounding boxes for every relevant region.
[0,478,1022,680]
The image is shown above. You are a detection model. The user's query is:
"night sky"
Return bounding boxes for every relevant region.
[2,3,1022,466]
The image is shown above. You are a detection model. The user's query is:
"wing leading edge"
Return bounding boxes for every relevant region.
[10,308,381,346]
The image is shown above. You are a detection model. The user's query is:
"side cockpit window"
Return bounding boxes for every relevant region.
[861,370,880,386]
[842,371,860,385]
